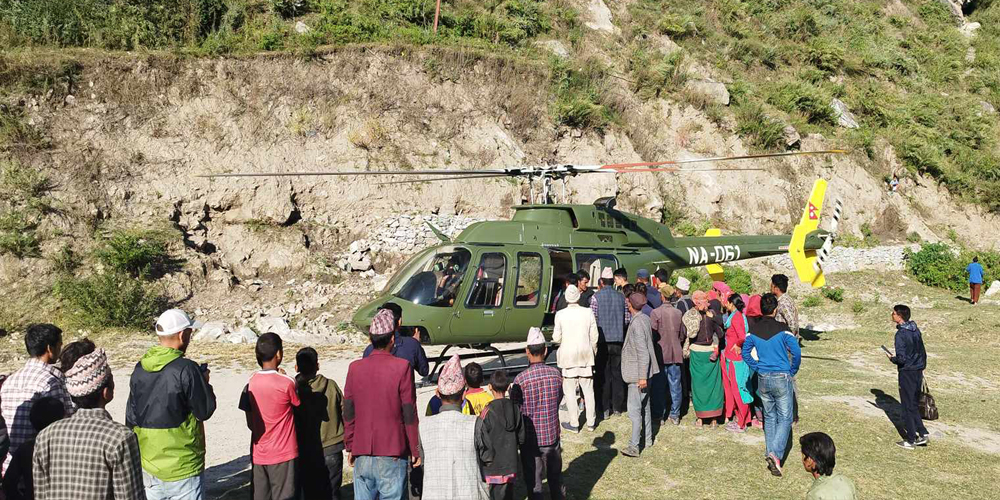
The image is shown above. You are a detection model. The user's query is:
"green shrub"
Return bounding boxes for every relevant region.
[735,103,785,151]
[632,50,687,100]
[905,243,970,292]
[50,244,81,274]
[721,265,753,294]
[851,300,865,314]
[55,271,166,328]
[0,161,50,258]
[95,230,170,279]
[767,81,836,125]
[822,286,844,302]
[802,295,822,308]
[551,57,615,129]
[672,267,712,292]
[806,37,845,74]
[906,232,922,243]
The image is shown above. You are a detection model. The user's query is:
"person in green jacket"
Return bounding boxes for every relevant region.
[126,309,217,500]
[295,347,346,500]
[800,432,857,500]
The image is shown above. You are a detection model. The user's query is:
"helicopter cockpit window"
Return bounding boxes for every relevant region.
[466,253,507,309]
[393,247,472,307]
[575,253,619,287]
[515,253,542,307]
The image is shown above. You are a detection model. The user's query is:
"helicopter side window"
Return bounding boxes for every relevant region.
[515,253,542,308]
[394,247,472,307]
[466,253,507,309]
[575,253,619,288]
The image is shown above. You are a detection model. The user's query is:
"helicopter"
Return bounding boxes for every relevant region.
[204,150,845,365]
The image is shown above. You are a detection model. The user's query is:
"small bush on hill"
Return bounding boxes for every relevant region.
[905,243,999,292]
[551,57,616,130]
[55,271,166,328]
[721,266,753,295]
[735,103,784,151]
[0,160,51,258]
[672,267,712,293]
[802,295,822,308]
[822,286,844,302]
[95,230,170,279]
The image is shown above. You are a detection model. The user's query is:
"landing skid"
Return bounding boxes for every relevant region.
[420,343,558,388]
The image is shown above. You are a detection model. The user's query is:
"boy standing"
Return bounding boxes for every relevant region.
[463,363,494,416]
[476,370,525,500]
[294,347,345,500]
[240,333,301,500]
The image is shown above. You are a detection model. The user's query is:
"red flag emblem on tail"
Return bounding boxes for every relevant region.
[808,203,818,220]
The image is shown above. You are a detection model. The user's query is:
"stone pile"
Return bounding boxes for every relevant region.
[371,214,488,253]
[339,240,374,273]
[761,245,914,274]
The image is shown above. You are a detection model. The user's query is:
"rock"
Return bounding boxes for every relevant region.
[193,322,228,342]
[265,305,286,318]
[684,79,730,106]
[348,240,370,254]
[256,316,291,336]
[64,95,76,106]
[349,254,373,272]
[294,21,310,34]
[830,99,860,129]
[980,101,997,115]
[534,40,570,58]
[937,0,965,23]
[584,0,617,33]
[985,281,1000,297]
[783,125,801,148]
[960,22,980,38]
[227,327,258,344]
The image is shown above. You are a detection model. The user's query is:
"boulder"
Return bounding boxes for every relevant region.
[684,79,730,106]
[830,99,860,129]
[227,327,258,344]
[960,22,981,38]
[193,321,228,342]
[534,40,570,58]
[256,316,291,336]
[783,125,801,148]
[349,254,373,272]
[584,0,617,33]
[985,280,1000,297]
[294,21,310,34]
[980,101,997,115]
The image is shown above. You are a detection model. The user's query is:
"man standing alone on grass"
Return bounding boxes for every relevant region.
[344,309,421,500]
[127,309,216,500]
[33,348,145,500]
[553,285,599,433]
[1,324,73,476]
[513,328,564,500]
[742,294,801,477]
[621,293,659,457]
[966,257,984,305]
[885,305,929,450]
[590,268,628,419]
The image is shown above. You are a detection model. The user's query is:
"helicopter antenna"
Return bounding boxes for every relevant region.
[200,150,848,205]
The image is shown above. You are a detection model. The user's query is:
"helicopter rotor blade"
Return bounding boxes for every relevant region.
[610,167,767,174]
[376,174,512,185]
[600,150,847,172]
[199,169,514,179]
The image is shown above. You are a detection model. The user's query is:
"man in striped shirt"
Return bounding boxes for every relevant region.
[1,324,73,474]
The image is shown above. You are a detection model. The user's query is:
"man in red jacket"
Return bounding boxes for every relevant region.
[344,309,421,500]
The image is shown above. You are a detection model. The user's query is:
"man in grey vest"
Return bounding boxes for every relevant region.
[590,268,628,419]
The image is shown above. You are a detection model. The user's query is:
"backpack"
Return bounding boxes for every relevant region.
[919,377,939,421]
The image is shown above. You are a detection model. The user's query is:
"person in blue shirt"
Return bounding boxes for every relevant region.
[363,303,430,377]
[742,293,801,478]
[966,257,984,305]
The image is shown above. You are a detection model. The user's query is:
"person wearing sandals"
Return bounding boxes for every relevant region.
[722,294,753,433]
[681,291,725,429]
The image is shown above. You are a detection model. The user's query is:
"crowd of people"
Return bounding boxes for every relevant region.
[0,266,937,500]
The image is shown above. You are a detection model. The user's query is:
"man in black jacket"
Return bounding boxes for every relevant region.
[885,304,929,450]
[476,370,525,500]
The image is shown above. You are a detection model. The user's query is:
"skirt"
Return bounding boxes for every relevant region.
[690,349,724,419]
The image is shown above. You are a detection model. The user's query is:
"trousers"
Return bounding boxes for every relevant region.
[758,372,794,464]
[898,370,929,442]
[520,444,565,500]
[627,383,652,450]
[252,459,298,500]
[600,343,627,415]
[563,376,596,428]
[143,471,204,500]
[300,445,344,500]
[971,283,982,304]
[354,456,407,500]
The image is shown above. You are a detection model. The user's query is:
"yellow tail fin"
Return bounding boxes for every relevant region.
[704,228,726,281]
[790,179,827,288]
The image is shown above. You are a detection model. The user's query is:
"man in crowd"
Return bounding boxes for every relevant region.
[576,270,594,308]
[590,268,628,419]
[513,328,564,500]
[553,285,599,433]
[344,309,421,500]
[621,293,659,458]
[552,273,577,312]
[1,324,73,474]
[966,256,984,305]
[771,274,799,339]
[127,309,216,500]
[636,269,663,309]
[885,305,929,450]
[2,396,64,500]
[294,347,345,500]
[33,348,146,500]
[800,432,857,499]
[672,277,694,314]
[613,268,629,291]
[419,355,488,499]
[649,288,686,426]
[742,294,801,477]
[475,370,524,500]
[363,303,429,378]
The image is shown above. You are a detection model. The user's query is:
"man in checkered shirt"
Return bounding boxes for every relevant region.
[1,324,73,474]
[32,347,145,500]
[512,328,565,500]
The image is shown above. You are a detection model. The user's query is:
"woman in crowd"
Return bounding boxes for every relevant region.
[722,293,753,433]
[683,291,725,428]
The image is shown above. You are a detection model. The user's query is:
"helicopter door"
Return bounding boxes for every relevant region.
[450,252,508,339]
[543,250,573,327]
[502,252,546,338]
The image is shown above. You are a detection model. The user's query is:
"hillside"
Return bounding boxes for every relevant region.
[2,0,1000,333]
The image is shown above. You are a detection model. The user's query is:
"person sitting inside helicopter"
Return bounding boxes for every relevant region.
[551,273,577,313]
[575,271,594,308]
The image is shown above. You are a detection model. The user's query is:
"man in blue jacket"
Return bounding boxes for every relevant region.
[742,293,801,478]
[966,257,984,305]
[885,304,929,450]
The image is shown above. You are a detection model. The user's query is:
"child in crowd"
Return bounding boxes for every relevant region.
[239,333,301,500]
[462,362,494,416]
[475,370,525,500]
[294,347,345,500]
[2,397,65,500]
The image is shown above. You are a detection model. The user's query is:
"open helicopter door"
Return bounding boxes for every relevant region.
[449,250,509,338]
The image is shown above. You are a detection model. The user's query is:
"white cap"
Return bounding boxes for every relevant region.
[527,327,546,345]
[564,286,581,304]
[601,267,614,279]
[675,276,691,291]
[155,309,203,336]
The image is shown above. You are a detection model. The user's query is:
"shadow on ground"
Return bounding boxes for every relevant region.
[870,388,906,439]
